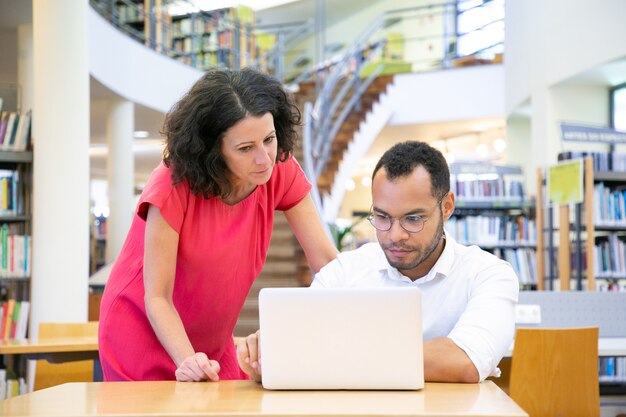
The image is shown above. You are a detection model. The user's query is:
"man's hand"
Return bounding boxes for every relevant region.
[175,352,220,382]
[237,330,262,382]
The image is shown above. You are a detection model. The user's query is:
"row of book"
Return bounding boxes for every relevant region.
[558,150,626,172]
[171,35,232,55]
[493,247,537,286]
[0,109,31,152]
[0,225,31,278]
[594,234,626,278]
[450,175,525,200]
[174,50,233,70]
[447,215,536,246]
[593,182,626,226]
[599,357,626,383]
[0,169,22,216]
[597,279,626,292]
[115,3,144,24]
[0,299,29,340]
[0,369,27,400]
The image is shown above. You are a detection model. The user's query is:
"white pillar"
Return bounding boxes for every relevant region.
[17,24,34,114]
[106,99,134,262]
[31,0,90,335]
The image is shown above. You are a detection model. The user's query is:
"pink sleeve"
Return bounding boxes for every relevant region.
[274,156,312,211]
[136,163,189,234]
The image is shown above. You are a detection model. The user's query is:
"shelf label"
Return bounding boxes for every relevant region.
[548,159,583,205]
[560,122,626,144]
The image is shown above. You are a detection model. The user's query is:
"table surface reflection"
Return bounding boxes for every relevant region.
[1,380,528,417]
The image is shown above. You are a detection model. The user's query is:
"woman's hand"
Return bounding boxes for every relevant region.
[237,330,262,382]
[175,352,221,382]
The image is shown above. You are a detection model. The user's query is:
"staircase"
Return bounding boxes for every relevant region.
[316,74,394,195]
[233,81,318,337]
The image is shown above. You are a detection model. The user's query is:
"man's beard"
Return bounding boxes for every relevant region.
[382,215,445,273]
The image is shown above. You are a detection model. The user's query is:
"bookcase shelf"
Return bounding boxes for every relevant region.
[0,149,32,347]
[539,151,626,292]
[0,152,32,163]
[449,162,537,288]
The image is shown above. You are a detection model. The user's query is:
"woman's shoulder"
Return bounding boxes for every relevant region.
[143,162,189,193]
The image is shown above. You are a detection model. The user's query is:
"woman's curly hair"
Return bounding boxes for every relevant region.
[162,68,301,198]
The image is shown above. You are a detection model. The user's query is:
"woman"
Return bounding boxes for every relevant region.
[98,68,338,382]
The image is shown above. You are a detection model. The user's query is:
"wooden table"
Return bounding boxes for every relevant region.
[0,337,98,363]
[0,336,101,382]
[1,380,528,416]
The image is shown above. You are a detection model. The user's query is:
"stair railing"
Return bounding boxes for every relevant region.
[303,0,505,216]
[253,20,316,83]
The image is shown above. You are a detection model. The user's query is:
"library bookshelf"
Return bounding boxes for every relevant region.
[447,162,537,289]
[0,150,32,398]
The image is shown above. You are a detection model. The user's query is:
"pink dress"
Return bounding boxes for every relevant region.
[98,157,311,381]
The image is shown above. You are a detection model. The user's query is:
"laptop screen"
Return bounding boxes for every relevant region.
[258,287,424,390]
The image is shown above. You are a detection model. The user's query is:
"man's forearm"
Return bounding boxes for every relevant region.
[423,337,479,383]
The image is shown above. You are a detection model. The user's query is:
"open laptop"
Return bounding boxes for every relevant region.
[258,287,424,390]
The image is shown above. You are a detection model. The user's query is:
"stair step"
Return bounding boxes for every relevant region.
[233,319,261,337]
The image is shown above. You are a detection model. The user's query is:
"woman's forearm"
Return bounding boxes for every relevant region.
[145,296,195,367]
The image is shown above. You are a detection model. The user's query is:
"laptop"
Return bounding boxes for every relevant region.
[258,287,424,390]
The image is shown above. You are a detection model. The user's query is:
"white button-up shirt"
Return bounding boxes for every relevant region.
[311,233,519,381]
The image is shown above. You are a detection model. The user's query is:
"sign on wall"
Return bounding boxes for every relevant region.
[560,122,626,144]
[548,159,583,205]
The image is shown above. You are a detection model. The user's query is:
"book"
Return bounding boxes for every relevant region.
[3,299,15,339]
[1,112,17,150]
[0,111,9,145]
[15,300,30,339]
[12,110,31,151]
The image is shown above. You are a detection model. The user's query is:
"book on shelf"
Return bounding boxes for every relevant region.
[493,247,537,286]
[447,215,536,246]
[599,357,626,384]
[593,182,626,226]
[0,368,27,399]
[0,299,29,340]
[0,224,31,278]
[594,233,626,279]
[0,110,31,151]
[0,112,9,144]
[558,150,626,172]
[0,112,17,149]
[450,162,526,201]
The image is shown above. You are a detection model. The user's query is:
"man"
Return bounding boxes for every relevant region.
[238,141,519,383]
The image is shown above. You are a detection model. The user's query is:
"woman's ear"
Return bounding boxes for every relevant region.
[442,192,456,221]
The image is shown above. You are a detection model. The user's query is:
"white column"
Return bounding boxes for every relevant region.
[31,0,90,335]
[106,99,134,262]
[17,24,34,114]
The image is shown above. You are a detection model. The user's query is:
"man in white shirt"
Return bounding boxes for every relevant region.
[238,140,519,383]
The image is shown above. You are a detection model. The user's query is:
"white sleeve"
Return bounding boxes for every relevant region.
[310,255,350,288]
[447,262,519,381]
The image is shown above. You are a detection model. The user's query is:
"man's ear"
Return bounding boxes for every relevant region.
[442,192,456,221]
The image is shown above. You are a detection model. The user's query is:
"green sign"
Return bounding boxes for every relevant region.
[548,159,583,205]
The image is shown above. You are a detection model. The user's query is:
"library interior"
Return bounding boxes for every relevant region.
[1,0,626,416]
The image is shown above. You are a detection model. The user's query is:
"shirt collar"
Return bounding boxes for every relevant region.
[377,229,456,284]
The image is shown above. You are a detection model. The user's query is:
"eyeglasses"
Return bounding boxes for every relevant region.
[368,197,444,234]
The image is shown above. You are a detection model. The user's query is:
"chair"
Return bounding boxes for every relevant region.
[509,327,600,417]
[34,321,99,391]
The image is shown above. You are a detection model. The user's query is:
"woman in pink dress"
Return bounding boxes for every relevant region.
[98,68,338,382]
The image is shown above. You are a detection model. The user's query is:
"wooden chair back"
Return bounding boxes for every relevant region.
[509,326,599,417]
[34,321,99,391]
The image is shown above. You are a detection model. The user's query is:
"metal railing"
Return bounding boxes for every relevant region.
[301,1,504,216]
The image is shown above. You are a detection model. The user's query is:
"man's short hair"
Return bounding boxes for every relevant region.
[372,141,450,200]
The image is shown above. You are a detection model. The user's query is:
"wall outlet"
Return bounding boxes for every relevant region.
[515,304,542,324]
